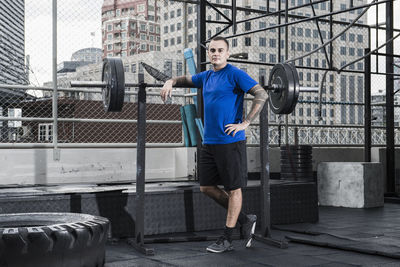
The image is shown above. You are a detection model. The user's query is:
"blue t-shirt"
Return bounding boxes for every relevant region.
[192,64,258,144]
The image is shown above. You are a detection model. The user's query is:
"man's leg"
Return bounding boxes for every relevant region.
[200,185,229,208]
[200,185,249,226]
[226,188,242,228]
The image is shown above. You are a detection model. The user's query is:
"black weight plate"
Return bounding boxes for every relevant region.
[102,57,125,112]
[281,169,313,175]
[268,64,290,114]
[281,158,313,163]
[280,160,313,165]
[286,63,300,113]
[280,145,312,151]
[281,152,313,157]
[102,58,112,111]
[113,58,125,111]
[280,163,313,169]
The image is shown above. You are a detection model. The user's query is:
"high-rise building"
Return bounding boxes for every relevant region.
[101,0,161,58]
[0,0,26,84]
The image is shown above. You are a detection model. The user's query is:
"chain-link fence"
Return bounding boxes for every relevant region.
[0,0,399,147]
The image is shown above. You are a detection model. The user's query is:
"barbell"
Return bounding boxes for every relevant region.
[70,57,319,114]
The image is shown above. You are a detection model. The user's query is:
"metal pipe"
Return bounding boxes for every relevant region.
[0,117,182,124]
[0,143,185,148]
[52,0,58,160]
[364,48,372,162]
[386,0,395,193]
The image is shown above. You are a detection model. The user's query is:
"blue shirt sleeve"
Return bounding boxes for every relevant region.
[192,71,207,88]
[234,68,258,93]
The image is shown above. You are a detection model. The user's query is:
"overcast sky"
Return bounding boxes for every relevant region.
[24,0,399,91]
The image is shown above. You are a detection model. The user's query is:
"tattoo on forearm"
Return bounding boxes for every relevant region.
[174,76,194,87]
[245,84,268,123]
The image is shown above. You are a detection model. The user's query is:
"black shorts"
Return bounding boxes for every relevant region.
[199,140,248,191]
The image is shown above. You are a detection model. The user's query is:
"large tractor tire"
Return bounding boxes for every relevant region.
[0,213,109,267]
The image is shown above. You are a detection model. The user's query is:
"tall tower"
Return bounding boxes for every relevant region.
[0,0,26,84]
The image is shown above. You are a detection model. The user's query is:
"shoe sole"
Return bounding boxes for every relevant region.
[245,221,256,248]
[206,246,234,253]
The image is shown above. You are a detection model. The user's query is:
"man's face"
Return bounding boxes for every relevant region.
[208,40,230,67]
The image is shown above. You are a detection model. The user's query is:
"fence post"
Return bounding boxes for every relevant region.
[52,0,59,160]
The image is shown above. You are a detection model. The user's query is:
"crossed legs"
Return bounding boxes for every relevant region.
[200,185,242,228]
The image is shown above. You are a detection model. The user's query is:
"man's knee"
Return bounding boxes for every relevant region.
[228,188,242,198]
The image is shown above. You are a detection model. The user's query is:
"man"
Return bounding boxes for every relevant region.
[161,36,268,253]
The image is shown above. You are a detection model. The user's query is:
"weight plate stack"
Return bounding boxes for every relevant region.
[280,145,314,181]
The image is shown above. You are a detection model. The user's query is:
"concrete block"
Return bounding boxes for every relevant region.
[317,162,383,208]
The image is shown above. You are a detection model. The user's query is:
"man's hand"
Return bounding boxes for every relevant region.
[160,79,174,102]
[224,120,250,137]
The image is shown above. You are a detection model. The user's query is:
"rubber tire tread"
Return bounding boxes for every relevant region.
[0,213,109,267]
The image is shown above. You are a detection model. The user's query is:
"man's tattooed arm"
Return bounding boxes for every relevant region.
[244,84,268,124]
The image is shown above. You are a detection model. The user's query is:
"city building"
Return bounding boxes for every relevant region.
[0,0,26,84]
[101,0,161,58]
[71,48,103,64]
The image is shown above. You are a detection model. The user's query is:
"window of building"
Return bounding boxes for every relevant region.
[297,28,303,36]
[245,22,251,31]
[259,37,266,47]
[138,4,145,12]
[245,37,251,46]
[170,10,175,18]
[188,34,193,42]
[340,46,346,55]
[269,38,276,48]
[177,36,181,44]
[164,26,168,34]
[170,24,175,32]
[164,40,168,47]
[38,123,53,141]
[107,24,113,31]
[259,53,266,62]
[232,38,237,47]
[131,63,136,73]
[177,61,183,76]
[140,24,146,31]
[269,54,276,63]
[297,42,303,51]
[107,44,113,51]
[177,22,182,31]
[164,59,172,77]
[170,38,175,46]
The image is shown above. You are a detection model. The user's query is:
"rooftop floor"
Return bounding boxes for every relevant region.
[105,203,400,267]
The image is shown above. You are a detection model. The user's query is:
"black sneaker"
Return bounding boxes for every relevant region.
[240,214,257,248]
[206,236,234,253]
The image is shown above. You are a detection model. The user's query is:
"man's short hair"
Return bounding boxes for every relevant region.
[210,36,229,50]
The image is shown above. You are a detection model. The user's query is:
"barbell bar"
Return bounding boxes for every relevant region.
[70,58,319,114]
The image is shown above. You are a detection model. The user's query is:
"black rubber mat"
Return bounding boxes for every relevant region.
[275,224,400,259]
